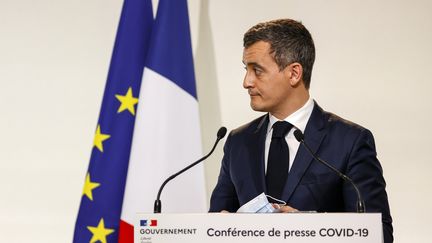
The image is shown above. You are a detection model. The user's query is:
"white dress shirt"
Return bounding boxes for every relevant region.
[264,97,315,173]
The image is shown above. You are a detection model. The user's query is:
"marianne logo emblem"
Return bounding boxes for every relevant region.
[140,219,158,227]
[138,217,197,243]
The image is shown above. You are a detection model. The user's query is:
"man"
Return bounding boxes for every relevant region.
[209,19,393,243]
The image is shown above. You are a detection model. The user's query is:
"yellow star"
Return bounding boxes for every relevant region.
[87,218,114,243]
[115,87,139,115]
[82,173,100,201]
[93,125,110,152]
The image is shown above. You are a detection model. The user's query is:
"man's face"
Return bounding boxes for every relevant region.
[243,41,292,116]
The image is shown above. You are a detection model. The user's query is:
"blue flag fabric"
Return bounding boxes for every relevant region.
[73,0,153,242]
[146,0,197,98]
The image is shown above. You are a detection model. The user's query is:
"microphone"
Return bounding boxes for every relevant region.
[153,127,228,213]
[293,130,365,213]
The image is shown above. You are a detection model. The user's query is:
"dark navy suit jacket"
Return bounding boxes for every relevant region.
[209,103,393,243]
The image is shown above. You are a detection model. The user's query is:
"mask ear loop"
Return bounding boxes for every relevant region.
[266,195,287,205]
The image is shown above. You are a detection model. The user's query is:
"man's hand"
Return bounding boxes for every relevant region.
[273,204,299,213]
[219,205,298,213]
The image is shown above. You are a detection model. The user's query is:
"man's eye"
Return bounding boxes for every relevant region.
[254,68,262,75]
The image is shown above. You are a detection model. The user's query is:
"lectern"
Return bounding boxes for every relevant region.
[135,213,382,243]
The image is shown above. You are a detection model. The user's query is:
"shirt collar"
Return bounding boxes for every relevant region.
[267,97,315,134]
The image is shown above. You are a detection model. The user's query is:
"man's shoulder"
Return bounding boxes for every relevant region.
[318,106,372,139]
[230,114,268,137]
[310,105,377,154]
[326,111,365,131]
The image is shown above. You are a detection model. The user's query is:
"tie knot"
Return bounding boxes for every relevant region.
[272,121,293,138]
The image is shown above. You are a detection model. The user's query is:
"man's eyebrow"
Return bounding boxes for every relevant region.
[243,61,264,68]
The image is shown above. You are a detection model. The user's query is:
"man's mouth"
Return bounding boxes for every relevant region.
[248,90,259,96]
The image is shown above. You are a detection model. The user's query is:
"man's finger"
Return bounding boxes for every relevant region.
[278,205,299,213]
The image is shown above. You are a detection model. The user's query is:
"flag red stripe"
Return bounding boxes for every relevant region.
[118,220,134,243]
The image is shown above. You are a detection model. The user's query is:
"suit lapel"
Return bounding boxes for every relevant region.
[245,115,268,195]
[282,102,328,202]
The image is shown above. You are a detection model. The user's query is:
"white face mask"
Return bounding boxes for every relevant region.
[236,192,285,213]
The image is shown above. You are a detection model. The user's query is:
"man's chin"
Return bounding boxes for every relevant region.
[250,102,266,112]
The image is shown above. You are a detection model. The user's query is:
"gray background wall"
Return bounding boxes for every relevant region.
[0,0,431,242]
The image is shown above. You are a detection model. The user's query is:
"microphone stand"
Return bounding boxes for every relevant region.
[294,130,365,213]
[154,127,227,213]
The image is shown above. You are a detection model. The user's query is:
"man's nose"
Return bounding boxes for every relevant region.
[243,71,255,89]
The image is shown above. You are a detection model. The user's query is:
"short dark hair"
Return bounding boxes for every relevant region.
[243,19,315,89]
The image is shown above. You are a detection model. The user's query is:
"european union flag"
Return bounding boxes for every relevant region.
[73,0,153,242]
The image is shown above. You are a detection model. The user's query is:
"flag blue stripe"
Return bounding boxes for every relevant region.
[146,0,197,99]
[73,0,153,242]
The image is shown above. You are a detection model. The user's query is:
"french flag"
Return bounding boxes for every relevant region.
[119,0,206,241]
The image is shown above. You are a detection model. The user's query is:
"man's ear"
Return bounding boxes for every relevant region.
[286,62,303,86]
